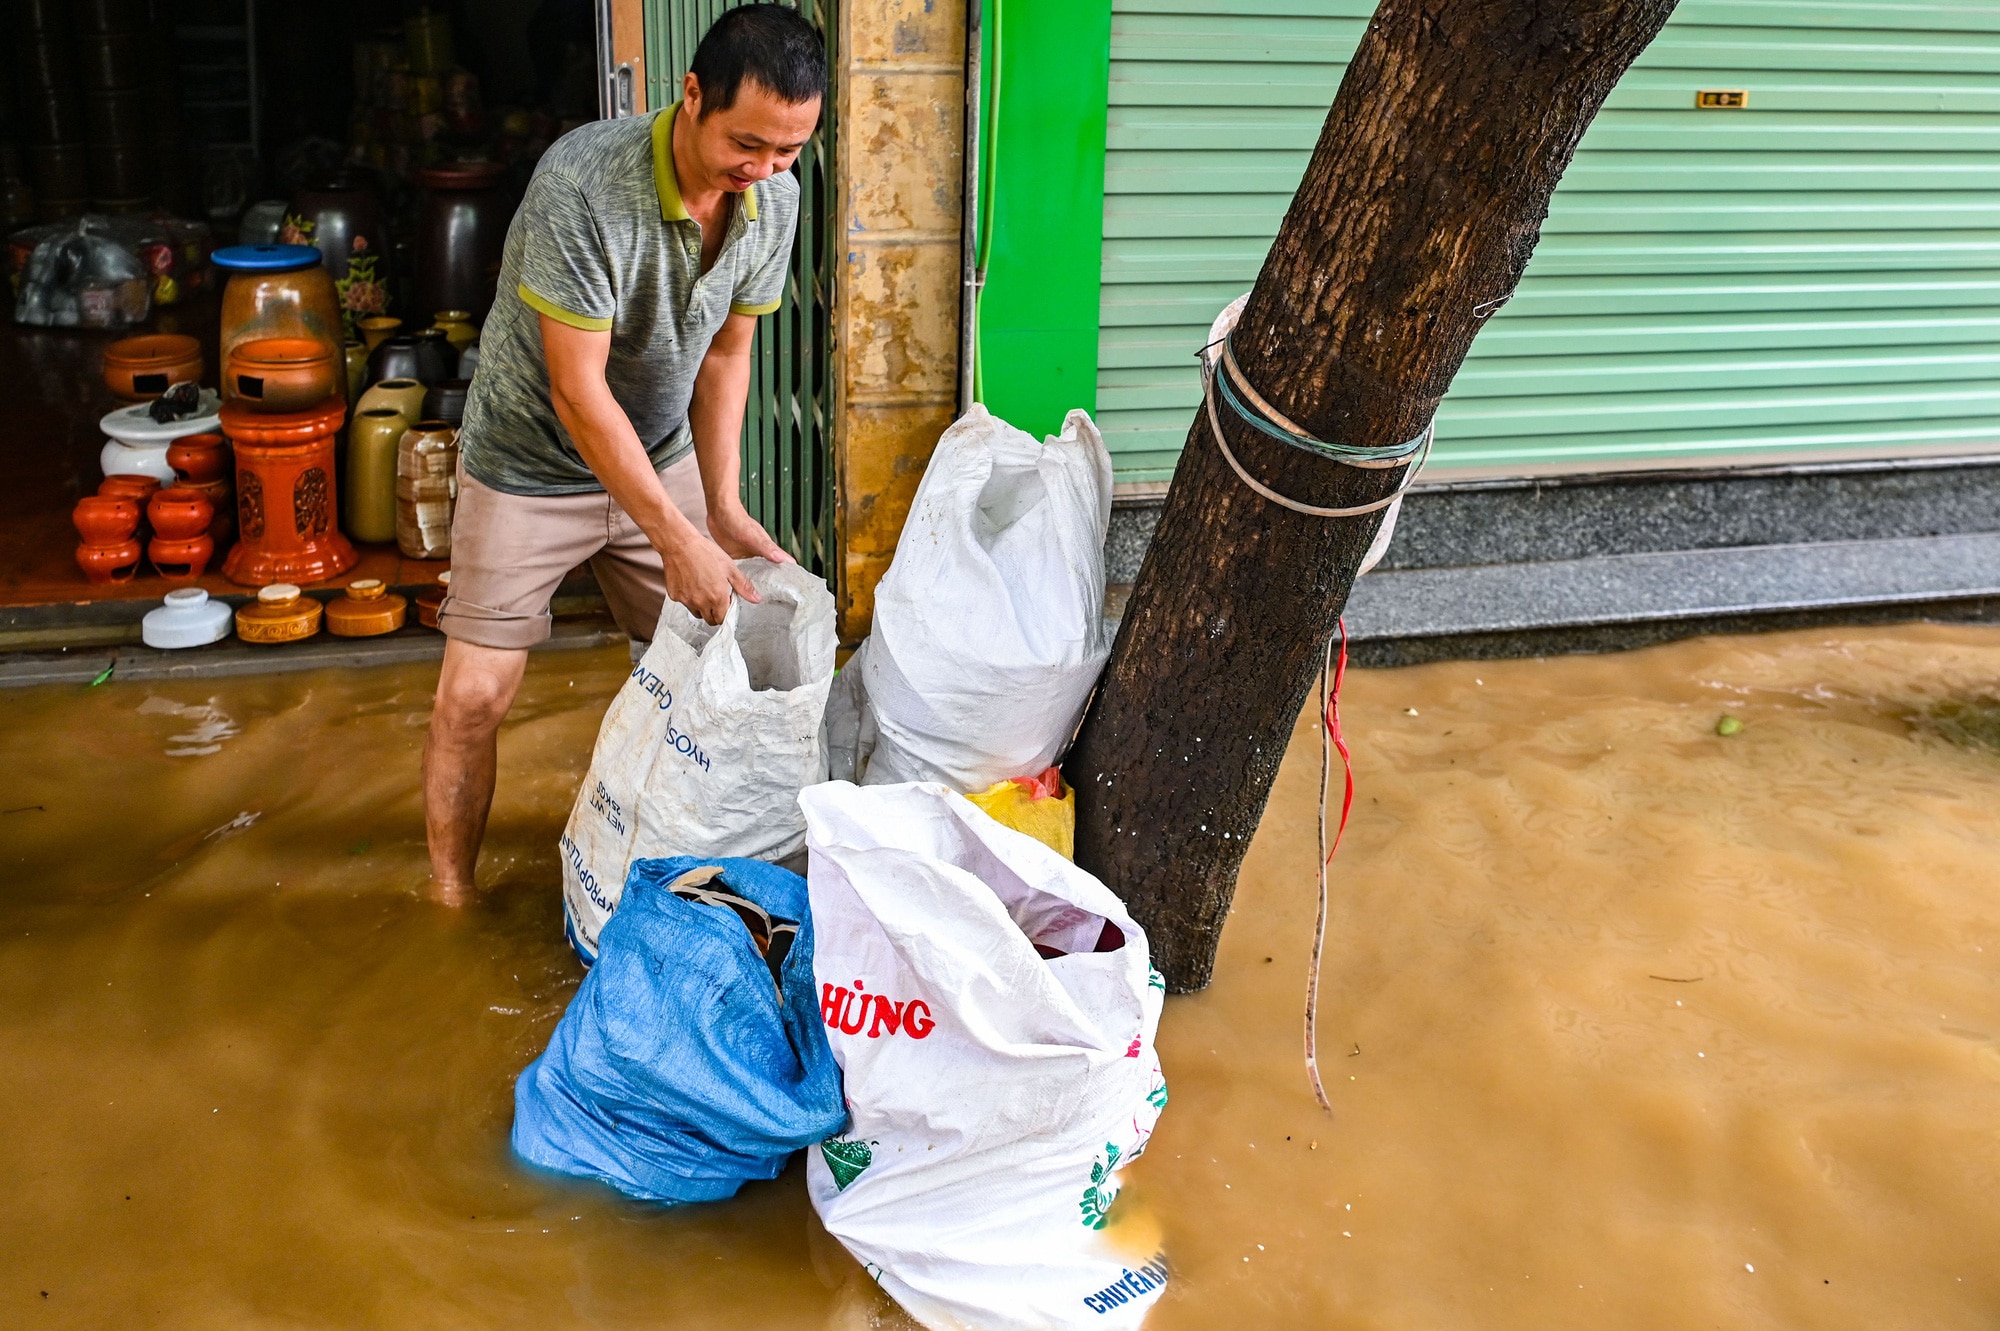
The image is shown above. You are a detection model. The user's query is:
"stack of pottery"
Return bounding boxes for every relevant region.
[145,487,215,581]
[101,334,203,402]
[72,493,143,584]
[416,569,452,629]
[167,434,235,548]
[100,389,223,484]
[213,245,344,391]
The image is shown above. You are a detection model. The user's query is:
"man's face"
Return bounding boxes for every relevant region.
[681,75,821,193]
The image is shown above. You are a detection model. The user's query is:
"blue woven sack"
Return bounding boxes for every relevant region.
[513,856,847,1204]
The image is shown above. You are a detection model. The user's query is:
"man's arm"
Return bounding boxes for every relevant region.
[540,312,755,624]
[688,310,795,566]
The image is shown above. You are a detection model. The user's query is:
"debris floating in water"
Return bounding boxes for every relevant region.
[1716,716,1744,736]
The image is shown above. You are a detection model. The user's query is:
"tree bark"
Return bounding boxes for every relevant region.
[1066,0,1680,992]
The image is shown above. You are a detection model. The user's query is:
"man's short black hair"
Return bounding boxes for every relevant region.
[689,5,826,116]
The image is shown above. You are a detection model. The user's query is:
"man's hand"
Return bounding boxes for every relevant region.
[661,527,756,625]
[707,500,796,565]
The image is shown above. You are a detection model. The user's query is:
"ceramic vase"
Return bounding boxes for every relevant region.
[431,310,477,352]
[345,407,406,545]
[395,422,458,559]
[359,315,402,352]
[284,181,391,338]
[356,378,428,426]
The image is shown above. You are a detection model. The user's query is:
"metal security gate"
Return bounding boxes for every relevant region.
[644,0,837,574]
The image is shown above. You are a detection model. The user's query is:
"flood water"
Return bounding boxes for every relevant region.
[4,623,1999,1329]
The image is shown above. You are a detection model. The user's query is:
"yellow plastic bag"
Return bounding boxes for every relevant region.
[965,766,1075,860]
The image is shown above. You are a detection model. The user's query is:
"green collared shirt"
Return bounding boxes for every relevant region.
[459,102,796,495]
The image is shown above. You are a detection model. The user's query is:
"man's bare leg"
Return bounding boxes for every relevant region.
[424,639,531,904]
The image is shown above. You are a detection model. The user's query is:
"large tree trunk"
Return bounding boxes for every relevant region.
[1066,0,1679,991]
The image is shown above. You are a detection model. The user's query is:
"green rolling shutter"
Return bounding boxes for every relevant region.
[1098,0,2000,484]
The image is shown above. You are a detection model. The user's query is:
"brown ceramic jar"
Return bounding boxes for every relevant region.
[167,433,232,484]
[236,584,324,644]
[76,538,143,585]
[148,534,215,582]
[147,488,214,542]
[395,421,458,559]
[225,336,343,414]
[73,494,141,545]
[102,333,203,401]
[326,578,408,637]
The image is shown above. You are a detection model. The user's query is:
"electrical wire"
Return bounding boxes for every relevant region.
[1304,617,1353,1113]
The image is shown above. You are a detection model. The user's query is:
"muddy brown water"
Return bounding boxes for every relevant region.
[4,624,1999,1328]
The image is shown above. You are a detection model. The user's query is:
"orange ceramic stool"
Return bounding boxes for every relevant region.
[220,397,357,586]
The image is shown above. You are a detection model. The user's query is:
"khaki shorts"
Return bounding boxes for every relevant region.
[438,453,711,650]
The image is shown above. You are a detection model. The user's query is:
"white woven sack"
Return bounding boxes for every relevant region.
[800,781,1170,1331]
[559,559,835,961]
[830,404,1113,790]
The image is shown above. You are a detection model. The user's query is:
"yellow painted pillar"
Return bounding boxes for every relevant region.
[832,0,966,643]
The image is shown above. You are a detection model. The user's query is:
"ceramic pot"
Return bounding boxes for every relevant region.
[236,583,324,644]
[148,488,214,542]
[213,244,344,367]
[359,315,401,352]
[415,161,508,322]
[76,537,143,584]
[345,407,406,545]
[431,310,477,352]
[366,332,452,387]
[148,533,214,582]
[100,391,223,484]
[98,473,162,508]
[226,336,342,413]
[220,398,358,587]
[356,378,428,426]
[395,422,458,559]
[167,433,231,484]
[456,343,480,380]
[415,326,458,379]
[326,578,407,637]
[421,379,469,427]
[343,340,368,404]
[171,476,234,548]
[73,494,141,545]
[142,587,233,649]
[102,333,203,402]
[415,570,451,628]
[285,181,391,337]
